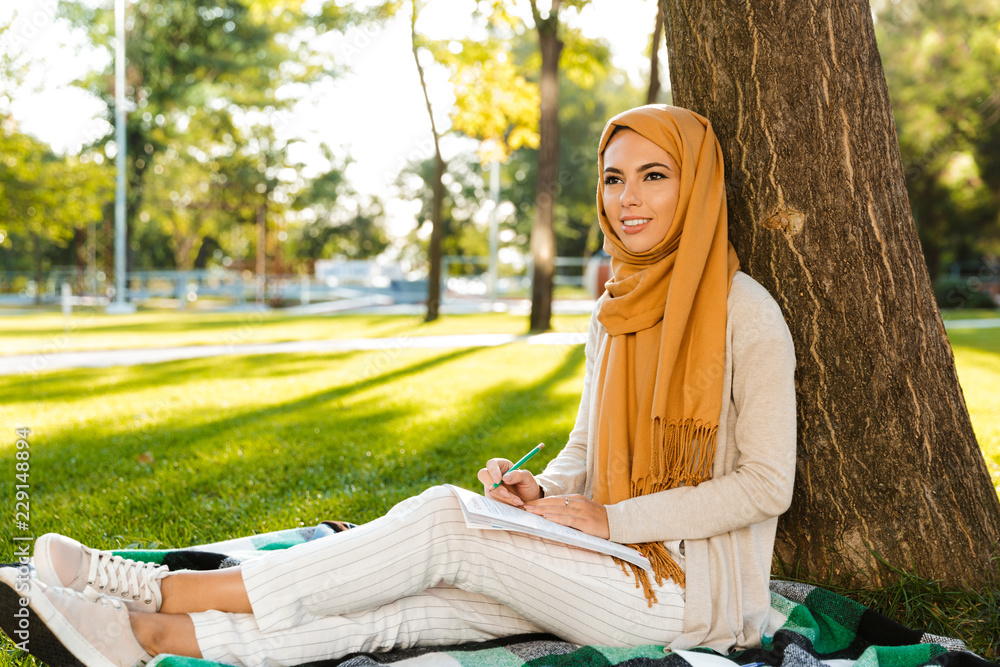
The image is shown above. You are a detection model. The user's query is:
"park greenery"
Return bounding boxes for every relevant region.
[1,0,999,660]
[1,0,996,310]
[874,0,1000,283]
[0,309,997,662]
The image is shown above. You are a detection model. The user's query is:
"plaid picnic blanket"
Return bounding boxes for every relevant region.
[107,525,995,667]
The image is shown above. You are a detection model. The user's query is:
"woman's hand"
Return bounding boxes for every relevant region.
[524,495,610,540]
[477,458,542,507]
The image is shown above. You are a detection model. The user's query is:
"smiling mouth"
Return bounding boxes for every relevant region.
[621,218,651,234]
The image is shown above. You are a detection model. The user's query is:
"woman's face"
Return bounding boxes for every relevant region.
[601,128,681,254]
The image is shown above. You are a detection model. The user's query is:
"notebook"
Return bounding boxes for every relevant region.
[446,484,652,571]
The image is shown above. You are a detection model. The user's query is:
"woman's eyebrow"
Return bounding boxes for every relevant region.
[638,161,674,172]
[602,162,674,175]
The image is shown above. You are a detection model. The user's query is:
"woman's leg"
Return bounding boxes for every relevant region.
[136,485,683,661]
[158,568,252,615]
[188,585,545,667]
[127,585,543,666]
[130,611,202,660]
[237,485,685,647]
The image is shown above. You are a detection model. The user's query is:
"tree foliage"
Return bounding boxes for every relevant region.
[0,20,112,282]
[290,152,390,263]
[875,0,1000,280]
[0,119,112,275]
[397,151,490,266]
[397,25,638,280]
[428,33,540,164]
[58,0,355,272]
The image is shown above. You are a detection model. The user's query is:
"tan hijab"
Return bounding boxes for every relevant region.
[594,105,740,603]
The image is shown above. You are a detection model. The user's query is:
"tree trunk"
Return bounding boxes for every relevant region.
[126,123,146,276]
[31,230,44,307]
[529,0,562,332]
[647,5,664,105]
[411,0,445,322]
[255,203,267,306]
[661,0,1000,586]
[426,154,445,322]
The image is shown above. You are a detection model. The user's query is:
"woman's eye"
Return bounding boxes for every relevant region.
[603,176,622,185]
[645,172,667,181]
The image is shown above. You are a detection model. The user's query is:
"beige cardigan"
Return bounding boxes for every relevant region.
[534,271,797,653]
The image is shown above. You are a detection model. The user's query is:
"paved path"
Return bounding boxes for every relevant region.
[942,318,1000,330]
[2,332,586,376]
[6,317,997,377]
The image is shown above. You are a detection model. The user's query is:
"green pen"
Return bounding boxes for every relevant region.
[492,443,545,489]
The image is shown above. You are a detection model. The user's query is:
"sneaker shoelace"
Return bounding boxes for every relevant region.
[86,551,167,605]
[53,585,127,611]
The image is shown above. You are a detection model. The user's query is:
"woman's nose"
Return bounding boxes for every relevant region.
[620,180,641,207]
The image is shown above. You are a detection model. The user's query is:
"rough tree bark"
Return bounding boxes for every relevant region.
[660,0,1000,586]
[528,0,562,332]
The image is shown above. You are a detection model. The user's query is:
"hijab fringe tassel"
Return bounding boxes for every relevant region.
[621,419,717,606]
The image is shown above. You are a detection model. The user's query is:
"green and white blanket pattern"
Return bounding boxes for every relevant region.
[105,526,995,667]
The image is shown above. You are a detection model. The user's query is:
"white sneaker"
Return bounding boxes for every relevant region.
[33,533,168,612]
[0,568,154,667]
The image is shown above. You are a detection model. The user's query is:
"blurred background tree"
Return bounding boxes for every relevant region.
[503,26,643,261]
[0,0,996,313]
[0,21,112,300]
[398,17,643,302]
[56,0,391,275]
[290,149,390,265]
[874,0,1000,300]
[0,123,112,302]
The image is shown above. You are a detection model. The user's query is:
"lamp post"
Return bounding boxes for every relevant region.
[106,0,136,314]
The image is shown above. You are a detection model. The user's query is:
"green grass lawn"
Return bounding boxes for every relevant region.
[0,340,586,547]
[940,308,1000,321]
[947,326,1000,489]
[0,310,997,663]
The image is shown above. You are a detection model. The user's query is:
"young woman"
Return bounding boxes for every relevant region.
[0,105,796,667]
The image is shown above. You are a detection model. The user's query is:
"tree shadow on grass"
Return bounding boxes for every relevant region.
[9,348,486,506]
[332,344,588,520]
[0,351,363,404]
[180,342,588,532]
[2,344,587,551]
[15,400,416,550]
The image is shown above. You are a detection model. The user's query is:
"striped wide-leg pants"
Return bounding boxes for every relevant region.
[191,485,685,666]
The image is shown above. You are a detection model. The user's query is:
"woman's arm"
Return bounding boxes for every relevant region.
[477,310,599,507]
[530,311,600,497]
[605,292,797,544]
[516,312,613,539]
